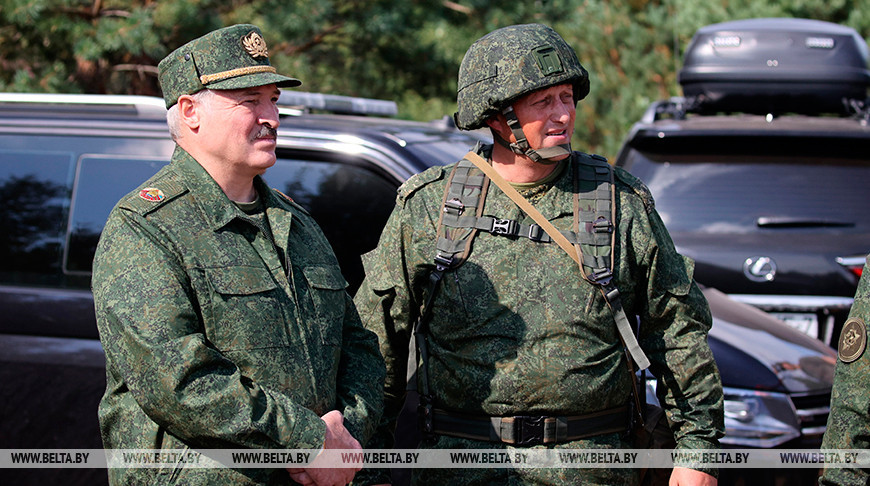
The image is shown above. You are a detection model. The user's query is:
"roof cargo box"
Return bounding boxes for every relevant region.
[679,18,870,115]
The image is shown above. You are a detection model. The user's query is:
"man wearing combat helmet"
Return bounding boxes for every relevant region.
[353,23,722,485]
[93,24,384,485]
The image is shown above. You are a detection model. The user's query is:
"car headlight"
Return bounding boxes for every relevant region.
[645,379,801,448]
[720,387,801,447]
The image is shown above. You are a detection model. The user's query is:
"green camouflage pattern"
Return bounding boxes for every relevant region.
[454,24,590,130]
[820,255,870,486]
[353,146,724,484]
[410,434,636,485]
[158,24,301,108]
[93,147,384,485]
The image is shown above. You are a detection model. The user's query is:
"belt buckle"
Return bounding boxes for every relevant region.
[514,415,545,446]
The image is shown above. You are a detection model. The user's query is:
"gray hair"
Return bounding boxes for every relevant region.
[166,89,215,141]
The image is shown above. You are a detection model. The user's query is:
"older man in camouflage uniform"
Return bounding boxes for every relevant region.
[353,24,723,485]
[820,255,870,486]
[93,24,384,486]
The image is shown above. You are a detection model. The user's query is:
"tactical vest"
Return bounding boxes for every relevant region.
[411,147,650,438]
[434,150,615,279]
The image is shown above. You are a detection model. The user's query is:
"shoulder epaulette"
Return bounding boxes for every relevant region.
[119,174,186,216]
[272,188,312,216]
[578,151,610,166]
[613,166,655,213]
[397,165,447,203]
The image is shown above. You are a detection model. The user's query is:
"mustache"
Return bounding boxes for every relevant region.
[255,125,277,139]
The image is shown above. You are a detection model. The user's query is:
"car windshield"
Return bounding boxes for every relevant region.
[623,150,870,234]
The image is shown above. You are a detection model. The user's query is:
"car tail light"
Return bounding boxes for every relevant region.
[837,256,866,281]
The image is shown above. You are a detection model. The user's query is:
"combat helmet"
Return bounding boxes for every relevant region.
[454,24,589,162]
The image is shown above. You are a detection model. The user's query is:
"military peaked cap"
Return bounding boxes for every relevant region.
[158,24,301,108]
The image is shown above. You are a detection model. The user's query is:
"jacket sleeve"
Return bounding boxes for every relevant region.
[819,256,870,486]
[335,289,387,446]
[617,174,724,469]
[640,209,724,446]
[94,208,327,450]
[351,202,425,485]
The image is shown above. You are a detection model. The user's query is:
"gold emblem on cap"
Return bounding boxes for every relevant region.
[838,317,866,363]
[242,31,269,58]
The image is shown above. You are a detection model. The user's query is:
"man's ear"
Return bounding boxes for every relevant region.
[485,113,513,142]
[177,95,201,131]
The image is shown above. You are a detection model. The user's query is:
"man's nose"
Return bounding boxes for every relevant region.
[552,100,573,122]
[260,103,280,129]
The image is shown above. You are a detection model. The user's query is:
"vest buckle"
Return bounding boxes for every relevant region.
[528,224,545,242]
[443,198,465,215]
[589,269,613,286]
[491,218,519,236]
[593,216,613,234]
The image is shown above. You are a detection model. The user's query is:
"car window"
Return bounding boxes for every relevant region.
[66,155,170,274]
[623,150,870,234]
[396,131,483,166]
[0,149,73,285]
[264,153,398,294]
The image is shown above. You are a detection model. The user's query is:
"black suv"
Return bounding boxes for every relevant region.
[615,17,870,485]
[0,92,484,485]
[0,91,834,486]
[616,18,870,349]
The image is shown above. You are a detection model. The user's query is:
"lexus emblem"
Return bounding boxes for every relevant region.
[743,256,777,282]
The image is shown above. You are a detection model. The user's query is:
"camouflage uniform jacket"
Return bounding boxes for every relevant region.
[93,146,384,485]
[820,255,870,486]
[354,150,723,483]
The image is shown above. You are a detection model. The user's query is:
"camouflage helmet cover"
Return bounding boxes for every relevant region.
[454,24,590,130]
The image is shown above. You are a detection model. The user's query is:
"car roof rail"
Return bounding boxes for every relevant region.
[643,95,870,124]
[277,91,398,117]
[641,97,688,123]
[0,92,167,119]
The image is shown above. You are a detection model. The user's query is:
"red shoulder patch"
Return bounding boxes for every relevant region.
[139,187,165,202]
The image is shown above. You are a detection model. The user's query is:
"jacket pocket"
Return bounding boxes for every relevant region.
[360,248,394,293]
[302,264,348,346]
[205,265,289,350]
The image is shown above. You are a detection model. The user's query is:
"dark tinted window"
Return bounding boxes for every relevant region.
[66,156,169,273]
[395,130,482,166]
[0,150,72,285]
[265,154,398,293]
[623,150,870,234]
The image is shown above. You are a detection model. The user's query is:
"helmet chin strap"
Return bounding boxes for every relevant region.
[497,105,572,165]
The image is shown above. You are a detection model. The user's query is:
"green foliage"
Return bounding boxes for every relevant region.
[2,0,869,155]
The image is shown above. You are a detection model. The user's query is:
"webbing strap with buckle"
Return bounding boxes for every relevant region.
[500,105,572,163]
[413,148,652,440]
[440,213,585,246]
[434,159,489,267]
[464,151,650,370]
[571,156,650,370]
[431,406,630,446]
[408,253,453,437]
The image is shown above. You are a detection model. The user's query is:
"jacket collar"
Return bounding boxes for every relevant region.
[171,146,297,232]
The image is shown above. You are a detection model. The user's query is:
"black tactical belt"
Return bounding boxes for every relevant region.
[431,405,629,446]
